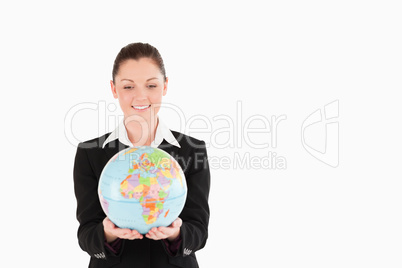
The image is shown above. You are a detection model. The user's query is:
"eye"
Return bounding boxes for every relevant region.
[124,86,134,90]
[147,84,157,89]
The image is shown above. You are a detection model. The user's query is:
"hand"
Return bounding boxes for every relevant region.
[103,217,143,243]
[145,217,182,242]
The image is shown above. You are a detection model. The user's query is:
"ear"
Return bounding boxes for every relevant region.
[110,80,118,99]
[163,77,168,96]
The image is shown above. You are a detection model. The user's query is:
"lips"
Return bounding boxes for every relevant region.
[132,105,151,111]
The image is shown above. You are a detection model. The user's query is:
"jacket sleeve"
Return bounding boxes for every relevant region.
[73,143,122,261]
[173,140,211,257]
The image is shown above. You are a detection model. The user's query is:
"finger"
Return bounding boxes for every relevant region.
[156,227,172,239]
[117,228,132,235]
[131,230,143,239]
[156,226,170,237]
[126,233,143,240]
[172,218,182,228]
[115,228,135,239]
[122,232,142,240]
[103,217,115,229]
[146,228,158,239]
[118,231,131,239]
[145,230,157,240]
[146,228,166,240]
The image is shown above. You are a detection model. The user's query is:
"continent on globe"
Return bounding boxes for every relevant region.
[119,149,183,224]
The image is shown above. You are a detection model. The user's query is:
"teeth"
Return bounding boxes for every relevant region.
[133,105,150,110]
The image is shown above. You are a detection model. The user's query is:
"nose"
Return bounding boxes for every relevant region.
[133,87,148,101]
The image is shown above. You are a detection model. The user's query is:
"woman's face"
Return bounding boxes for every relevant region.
[111,58,167,122]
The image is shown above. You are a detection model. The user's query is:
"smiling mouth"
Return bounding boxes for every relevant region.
[132,105,151,111]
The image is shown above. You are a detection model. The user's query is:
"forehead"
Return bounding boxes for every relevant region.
[117,58,163,80]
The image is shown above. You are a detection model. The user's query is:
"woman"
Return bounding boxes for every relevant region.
[73,43,210,268]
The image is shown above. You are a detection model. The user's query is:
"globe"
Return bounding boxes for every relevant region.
[98,146,187,234]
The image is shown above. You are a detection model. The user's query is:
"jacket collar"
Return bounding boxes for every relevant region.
[102,116,181,149]
[102,132,181,166]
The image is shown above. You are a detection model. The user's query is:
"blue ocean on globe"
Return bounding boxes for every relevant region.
[98,146,187,234]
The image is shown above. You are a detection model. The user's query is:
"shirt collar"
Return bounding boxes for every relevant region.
[102,117,181,149]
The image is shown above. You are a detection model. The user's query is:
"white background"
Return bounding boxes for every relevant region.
[1,1,401,267]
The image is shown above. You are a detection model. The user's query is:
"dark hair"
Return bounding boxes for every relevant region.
[112,42,166,83]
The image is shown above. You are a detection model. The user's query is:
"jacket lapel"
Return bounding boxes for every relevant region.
[103,139,129,162]
[158,139,180,160]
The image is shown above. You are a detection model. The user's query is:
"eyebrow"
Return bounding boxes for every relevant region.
[120,77,158,82]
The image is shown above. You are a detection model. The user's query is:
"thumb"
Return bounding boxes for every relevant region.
[173,218,183,228]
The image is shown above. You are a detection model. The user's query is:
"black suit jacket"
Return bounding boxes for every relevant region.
[73,130,210,268]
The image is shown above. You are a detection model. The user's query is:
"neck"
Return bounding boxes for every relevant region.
[124,115,158,146]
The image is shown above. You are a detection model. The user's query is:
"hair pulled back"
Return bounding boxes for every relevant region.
[112,42,166,83]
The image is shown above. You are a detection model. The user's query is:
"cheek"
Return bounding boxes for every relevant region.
[117,94,133,111]
[118,92,132,103]
[150,92,163,114]
[150,90,164,102]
